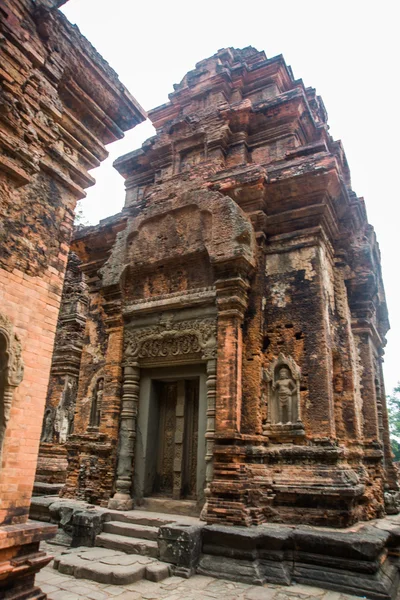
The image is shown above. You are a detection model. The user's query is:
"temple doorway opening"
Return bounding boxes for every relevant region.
[153,379,199,499]
[134,366,207,510]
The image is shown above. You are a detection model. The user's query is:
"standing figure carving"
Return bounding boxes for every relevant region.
[54,376,77,443]
[264,354,301,426]
[41,408,54,443]
[274,367,296,423]
[0,312,24,456]
[89,378,104,429]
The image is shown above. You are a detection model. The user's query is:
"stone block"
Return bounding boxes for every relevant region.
[145,562,171,582]
[71,509,108,547]
[158,523,204,576]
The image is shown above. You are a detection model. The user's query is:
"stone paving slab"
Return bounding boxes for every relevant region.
[54,545,165,585]
[37,543,367,600]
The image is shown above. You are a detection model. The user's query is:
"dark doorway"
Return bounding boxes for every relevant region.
[152,378,199,500]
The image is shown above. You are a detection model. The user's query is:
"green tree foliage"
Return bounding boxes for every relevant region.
[387,383,400,461]
[74,203,90,227]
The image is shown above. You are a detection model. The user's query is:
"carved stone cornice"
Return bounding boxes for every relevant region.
[123,287,216,316]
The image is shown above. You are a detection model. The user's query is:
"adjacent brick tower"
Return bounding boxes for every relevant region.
[44,47,397,529]
[0,1,146,598]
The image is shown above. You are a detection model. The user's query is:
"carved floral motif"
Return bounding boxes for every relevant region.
[124,317,217,363]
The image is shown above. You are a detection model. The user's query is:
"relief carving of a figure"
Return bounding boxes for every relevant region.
[89,378,104,428]
[274,366,296,423]
[41,408,54,443]
[0,313,24,455]
[264,354,301,427]
[54,376,77,443]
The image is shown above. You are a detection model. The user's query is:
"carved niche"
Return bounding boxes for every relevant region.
[88,377,104,429]
[263,354,302,428]
[54,375,77,443]
[41,407,55,443]
[0,312,24,454]
[124,315,217,365]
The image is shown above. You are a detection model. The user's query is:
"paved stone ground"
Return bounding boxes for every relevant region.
[37,543,363,600]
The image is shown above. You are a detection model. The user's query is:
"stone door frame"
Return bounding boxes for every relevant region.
[108,310,217,511]
[134,364,208,506]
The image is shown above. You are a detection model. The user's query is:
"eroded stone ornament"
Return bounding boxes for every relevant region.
[89,378,104,429]
[124,316,217,364]
[0,312,24,454]
[41,408,54,443]
[263,353,303,434]
[54,376,77,443]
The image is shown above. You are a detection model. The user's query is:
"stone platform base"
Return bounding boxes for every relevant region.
[30,496,400,599]
[0,520,57,600]
[199,516,400,600]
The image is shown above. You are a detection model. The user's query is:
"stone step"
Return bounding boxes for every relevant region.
[110,512,173,528]
[95,532,159,558]
[140,497,200,517]
[32,481,63,497]
[54,547,170,585]
[103,521,159,541]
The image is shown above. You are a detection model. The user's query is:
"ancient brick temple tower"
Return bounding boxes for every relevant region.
[42,46,398,528]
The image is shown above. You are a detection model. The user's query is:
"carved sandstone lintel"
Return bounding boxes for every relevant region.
[124,316,217,363]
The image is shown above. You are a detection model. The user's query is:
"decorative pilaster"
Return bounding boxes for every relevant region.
[353,329,380,443]
[205,273,253,526]
[215,275,250,436]
[376,355,399,495]
[108,362,139,510]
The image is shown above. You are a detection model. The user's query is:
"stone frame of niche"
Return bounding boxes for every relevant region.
[87,374,105,432]
[263,353,305,441]
[40,406,55,443]
[0,312,24,457]
[108,315,217,511]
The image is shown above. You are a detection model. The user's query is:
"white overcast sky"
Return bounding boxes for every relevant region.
[62,0,400,394]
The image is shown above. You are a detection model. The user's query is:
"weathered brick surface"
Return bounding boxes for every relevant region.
[0,1,145,597]
[46,47,398,527]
